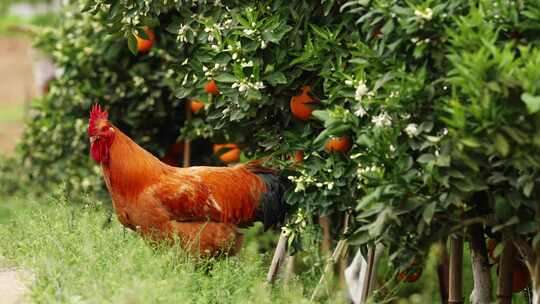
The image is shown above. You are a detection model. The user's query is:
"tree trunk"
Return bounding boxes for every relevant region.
[437,239,450,304]
[183,101,192,168]
[497,240,515,304]
[360,246,376,303]
[449,234,464,304]
[319,216,331,254]
[469,224,492,304]
[514,237,539,304]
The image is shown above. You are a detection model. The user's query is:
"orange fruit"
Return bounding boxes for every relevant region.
[213,143,240,164]
[204,80,220,95]
[324,136,352,152]
[294,151,304,164]
[136,27,155,53]
[290,86,316,120]
[397,268,422,283]
[190,100,205,113]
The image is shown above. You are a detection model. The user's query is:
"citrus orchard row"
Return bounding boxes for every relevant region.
[18,0,540,301]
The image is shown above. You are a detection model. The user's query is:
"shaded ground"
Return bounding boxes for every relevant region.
[0,36,34,154]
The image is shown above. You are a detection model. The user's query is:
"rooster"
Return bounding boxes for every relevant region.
[88,104,287,256]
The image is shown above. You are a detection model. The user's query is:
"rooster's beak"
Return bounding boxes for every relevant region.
[90,136,98,144]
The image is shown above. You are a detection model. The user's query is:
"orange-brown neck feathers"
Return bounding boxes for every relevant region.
[103,129,173,198]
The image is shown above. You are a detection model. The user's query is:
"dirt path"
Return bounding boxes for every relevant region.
[0,36,35,155]
[0,269,29,303]
[0,36,38,302]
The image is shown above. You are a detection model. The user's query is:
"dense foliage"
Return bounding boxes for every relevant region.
[20,0,540,293]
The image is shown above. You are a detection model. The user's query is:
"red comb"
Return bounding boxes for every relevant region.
[88,104,108,135]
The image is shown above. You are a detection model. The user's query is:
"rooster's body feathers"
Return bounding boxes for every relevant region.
[90,116,287,256]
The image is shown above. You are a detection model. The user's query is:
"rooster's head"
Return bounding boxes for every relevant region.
[88,104,115,164]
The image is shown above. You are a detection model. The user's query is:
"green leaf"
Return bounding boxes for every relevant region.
[494,133,510,157]
[516,221,538,234]
[435,155,451,167]
[261,24,292,43]
[422,202,436,224]
[494,196,513,220]
[461,137,481,148]
[523,181,534,197]
[417,153,435,164]
[380,19,394,36]
[214,73,238,83]
[521,93,540,114]
[311,110,330,122]
[265,72,287,86]
[313,124,351,144]
[127,34,138,55]
[356,188,382,210]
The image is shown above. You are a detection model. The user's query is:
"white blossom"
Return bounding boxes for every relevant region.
[261,40,267,49]
[414,8,433,21]
[371,112,392,128]
[176,24,189,42]
[288,173,316,193]
[222,19,233,29]
[253,81,265,90]
[355,81,369,101]
[243,29,256,36]
[354,105,368,117]
[404,123,419,137]
[241,60,254,67]
[238,83,249,92]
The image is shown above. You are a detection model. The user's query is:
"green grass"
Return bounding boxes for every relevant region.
[0,14,25,35]
[0,12,59,36]
[0,192,321,304]
[0,104,25,123]
[0,187,532,303]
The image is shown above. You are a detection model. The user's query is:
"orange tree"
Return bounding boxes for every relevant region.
[19,0,540,300]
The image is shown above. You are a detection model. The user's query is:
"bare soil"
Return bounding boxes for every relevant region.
[0,269,29,303]
[0,36,34,155]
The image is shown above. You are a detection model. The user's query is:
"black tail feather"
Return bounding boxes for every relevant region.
[255,172,290,231]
